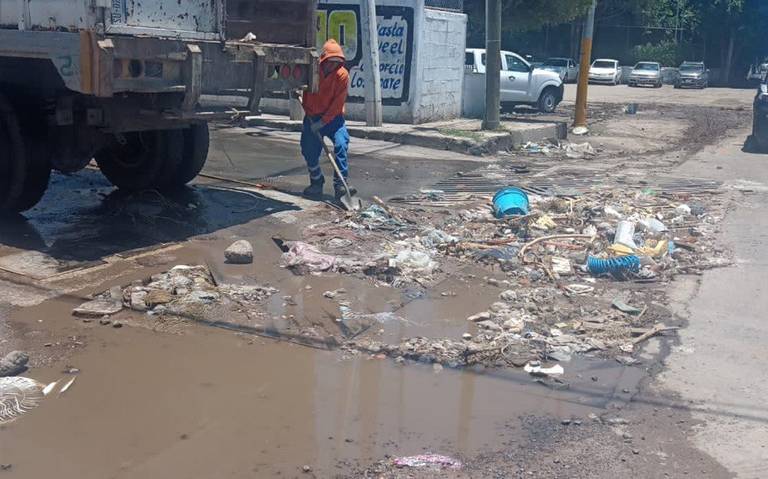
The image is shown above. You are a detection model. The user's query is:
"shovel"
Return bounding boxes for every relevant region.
[316,132,362,211]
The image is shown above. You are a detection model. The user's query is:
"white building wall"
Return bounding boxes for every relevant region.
[260,0,467,124]
[412,8,467,123]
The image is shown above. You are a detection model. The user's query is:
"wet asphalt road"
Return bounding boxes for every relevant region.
[0,126,483,265]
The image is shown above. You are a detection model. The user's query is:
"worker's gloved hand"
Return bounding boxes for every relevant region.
[310,120,325,134]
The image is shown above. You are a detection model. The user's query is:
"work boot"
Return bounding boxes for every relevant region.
[334,184,357,200]
[303,180,324,199]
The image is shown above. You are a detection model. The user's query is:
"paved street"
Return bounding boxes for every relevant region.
[563,84,756,109]
[0,81,766,478]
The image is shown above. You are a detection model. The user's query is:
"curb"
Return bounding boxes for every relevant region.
[243,117,568,156]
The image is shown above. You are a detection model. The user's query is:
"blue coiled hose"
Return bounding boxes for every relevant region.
[587,255,641,276]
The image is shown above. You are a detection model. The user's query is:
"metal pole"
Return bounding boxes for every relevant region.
[574,0,596,131]
[483,0,501,130]
[362,0,383,126]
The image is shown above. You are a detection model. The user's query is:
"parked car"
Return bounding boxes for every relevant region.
[750,78,768,151]
[589,59,621,85]
[628,62,663,88]
[541,57,579,83]
[675,62,709,89]
[465,48,564,113]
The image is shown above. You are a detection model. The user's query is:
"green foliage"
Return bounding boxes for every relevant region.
[632,40,688,66]
[464,0,593,35]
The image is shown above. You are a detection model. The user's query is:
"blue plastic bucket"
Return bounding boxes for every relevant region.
[493,188,529,218]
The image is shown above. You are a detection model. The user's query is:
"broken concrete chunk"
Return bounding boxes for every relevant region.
[476,320,502,332]
[73,298,123,317]
[224,240,254,264]
[130,291,149,311]
[551,257,573,276]
[146,289,174,307]
[0,351,29,377]
[467,311,491,322]
[502,318,524,333]
[499,290,518,302]
[489,302,510,313]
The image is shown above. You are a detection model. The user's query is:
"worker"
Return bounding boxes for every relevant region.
[300,39,354,200]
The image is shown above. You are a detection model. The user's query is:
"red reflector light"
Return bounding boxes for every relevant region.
[280,65,291,79]
[292,65,304,80]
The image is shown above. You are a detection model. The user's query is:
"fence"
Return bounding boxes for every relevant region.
[424,0,463,12]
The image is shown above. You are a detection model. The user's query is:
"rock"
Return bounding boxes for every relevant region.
[0,351,29,377]
[502,318,524,333]
[112,321,123,329]
[462,333,473,340]
[432,363,444,373]
[130,291,149,311]
[467,311,491,322]
[551,257,573,276]
[606,417,628,425]
[477,320,502,331]
[146,289,174,307]
[302,465,312,473]
[487,278,500,286]
[184,290,220,304]
[99,318,112,325]
[499,290,518,302]
[489,301,510,312]
[73,298,123,317]
[224,240,254,264]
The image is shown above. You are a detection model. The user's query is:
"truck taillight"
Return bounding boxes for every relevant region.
[280,65,291,79]
[292,65,304,80]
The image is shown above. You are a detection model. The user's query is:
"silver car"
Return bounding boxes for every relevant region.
[675,62,709,89]
[628,62,663,88]
[541,57,579,83]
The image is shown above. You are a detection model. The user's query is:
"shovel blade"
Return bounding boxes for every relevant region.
[340,193,363,211]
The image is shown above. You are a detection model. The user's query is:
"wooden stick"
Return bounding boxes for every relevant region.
[519,234,595,258]
[632,323,678,345]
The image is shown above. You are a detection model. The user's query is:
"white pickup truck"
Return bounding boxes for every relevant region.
[465,48,564,113]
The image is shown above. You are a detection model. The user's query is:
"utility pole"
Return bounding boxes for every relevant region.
[574,0,597,133]
[483,0,501,130]
[361,0,383,126]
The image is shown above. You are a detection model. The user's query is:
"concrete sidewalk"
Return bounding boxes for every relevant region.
[244,114,567,156]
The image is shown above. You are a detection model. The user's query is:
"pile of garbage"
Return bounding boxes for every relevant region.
[290,185,726,370]
[74,265,278,321]
[521,140,597,159]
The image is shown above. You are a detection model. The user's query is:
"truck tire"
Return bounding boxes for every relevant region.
[537,88,559,113]
[176,122,210,186]
[0,93,51,214]
[96,129,184,191]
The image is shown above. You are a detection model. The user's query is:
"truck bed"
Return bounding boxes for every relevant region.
[0,0,316,45]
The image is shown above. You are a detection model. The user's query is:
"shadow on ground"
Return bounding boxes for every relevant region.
[0,169,299,263]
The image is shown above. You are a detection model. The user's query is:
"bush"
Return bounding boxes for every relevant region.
[632,40,689,67]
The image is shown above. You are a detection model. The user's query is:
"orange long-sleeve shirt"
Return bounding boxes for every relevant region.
[303,39,349,125]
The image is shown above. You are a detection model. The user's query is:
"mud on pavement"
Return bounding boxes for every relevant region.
[0,109,744,477]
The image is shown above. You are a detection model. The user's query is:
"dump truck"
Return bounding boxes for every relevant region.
[0,0,318,213]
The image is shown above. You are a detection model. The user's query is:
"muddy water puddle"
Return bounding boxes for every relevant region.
[1,296,644,479]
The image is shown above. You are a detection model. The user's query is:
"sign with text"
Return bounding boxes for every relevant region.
[317,3,414,106]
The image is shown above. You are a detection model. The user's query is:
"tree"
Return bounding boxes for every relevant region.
[463,0,593,46]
